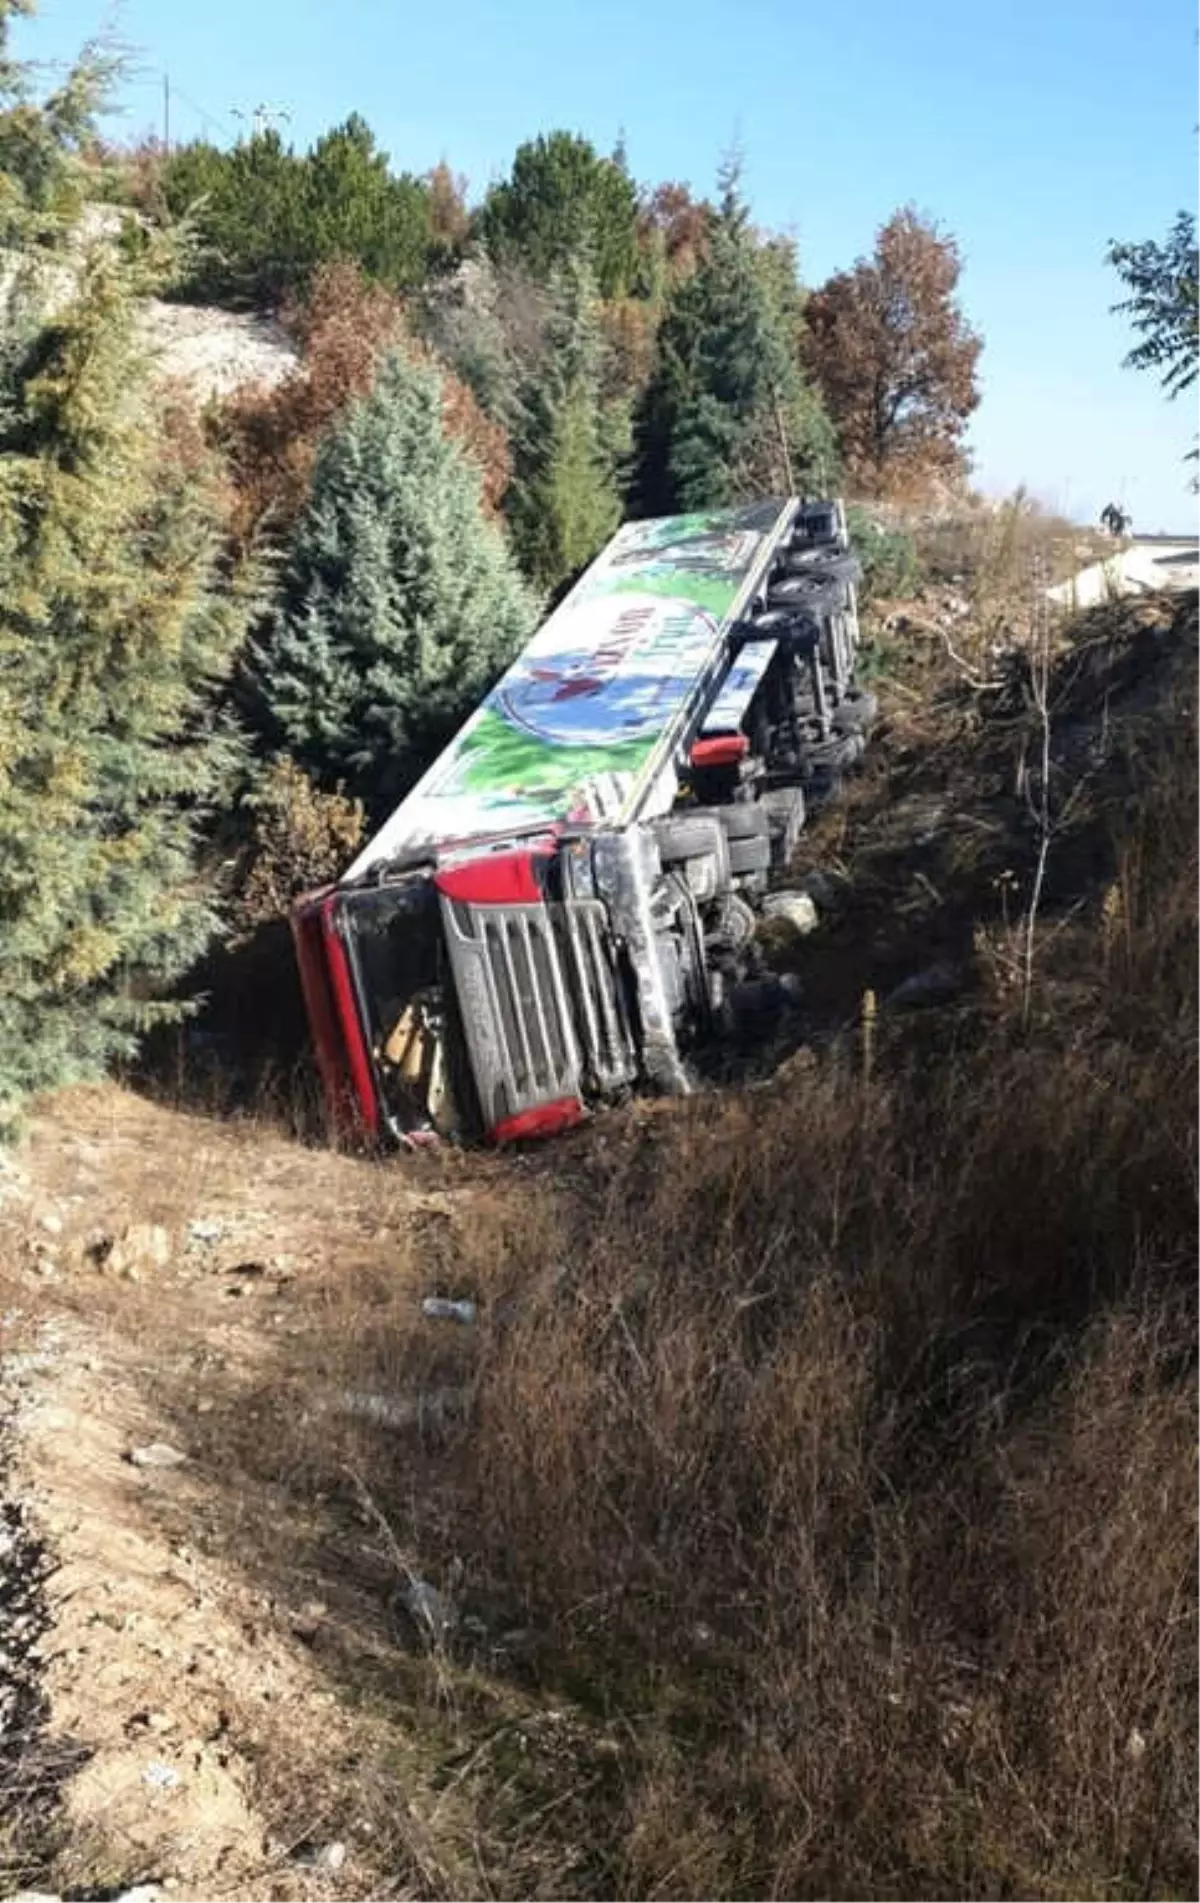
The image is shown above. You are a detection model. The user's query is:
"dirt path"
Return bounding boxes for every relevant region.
[1,1086,488,1901]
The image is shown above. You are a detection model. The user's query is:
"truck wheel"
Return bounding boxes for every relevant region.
[832,688,879,733]
[653,814,725,864]
[750,605,819,639]
[759,785,806,865]
[802,732,863,775]
[768,579,845,617]
[652,812,731,900]
[779,552,862,586]
[717,802,770,841]
[729,834,772,877]
[708,890,757,953]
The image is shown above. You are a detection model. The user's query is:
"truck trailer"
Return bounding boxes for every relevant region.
[292,496,873,1146]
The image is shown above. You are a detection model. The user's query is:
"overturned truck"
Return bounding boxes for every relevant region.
[292,497,874,1146]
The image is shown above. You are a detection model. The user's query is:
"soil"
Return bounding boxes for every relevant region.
[0,1090,487,1899]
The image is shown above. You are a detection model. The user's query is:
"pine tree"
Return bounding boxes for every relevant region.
[159,117,438,308]
[506,254,622,594]
[632,165,836,514]
[479,131,640,300]
[0,2,252,1119]
[250,349,537,819]
[0,246,251,1117]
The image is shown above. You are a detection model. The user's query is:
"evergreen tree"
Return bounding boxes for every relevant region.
[0,243,251,1116]
[250,349,537,819]
[507,254,622,594]
[479,132,640,300]
[0,1,252,1119]
[0,0,121,254]
[159,118,437,307]
[632,165,836,514]
[303,116,434,289]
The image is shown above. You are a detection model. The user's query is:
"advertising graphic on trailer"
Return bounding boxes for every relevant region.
[351,500,792,868]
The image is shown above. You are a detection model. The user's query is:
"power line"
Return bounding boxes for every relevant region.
[169,81,235,141]
[115,70,235,143]
[231,102,291,140]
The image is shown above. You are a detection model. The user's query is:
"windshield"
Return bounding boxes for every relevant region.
[341,880,476,1139]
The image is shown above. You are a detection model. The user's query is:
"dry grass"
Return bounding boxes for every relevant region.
[4,588,1189,1898]
[136,595,1198,1898]
[917,488,1103,582]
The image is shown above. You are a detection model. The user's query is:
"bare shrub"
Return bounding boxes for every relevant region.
[231,755,364,936]
[215,258,511,553]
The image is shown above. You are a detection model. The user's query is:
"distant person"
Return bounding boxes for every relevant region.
[1101,502,1132,537]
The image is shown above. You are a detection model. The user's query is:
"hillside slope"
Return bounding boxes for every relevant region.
[1,589,1195,1903]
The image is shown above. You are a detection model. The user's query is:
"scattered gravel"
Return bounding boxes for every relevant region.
[0,1408,86,1892]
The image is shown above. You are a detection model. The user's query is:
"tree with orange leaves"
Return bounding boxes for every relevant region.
[215,260,510,552]
[804,208,982,498]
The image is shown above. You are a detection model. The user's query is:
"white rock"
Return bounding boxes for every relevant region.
[140,300,298,405]
[293,1839,347,1872]
[421,1295,477,1324]
[98,1223,172,1275]
[141,1759,181,1789]
[761,891,819,936]
[187,1218,227,1246]
[128,1442,188,1470]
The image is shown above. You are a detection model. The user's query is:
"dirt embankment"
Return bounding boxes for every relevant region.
[0,588,1195,1902]
[0,1094,499,1899]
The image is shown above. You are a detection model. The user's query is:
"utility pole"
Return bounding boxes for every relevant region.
[232,102,291,140]
[162,71,170,152]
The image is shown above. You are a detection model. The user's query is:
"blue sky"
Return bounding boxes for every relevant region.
[17,0,1199,530]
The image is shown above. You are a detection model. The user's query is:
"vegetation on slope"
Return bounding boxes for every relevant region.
[100,588,1192,1903]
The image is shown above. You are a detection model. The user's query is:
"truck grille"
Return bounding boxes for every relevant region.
[482,910,576,1099]
[440,895,637,1131]
[440,898,582,1128]
[553,899,637,1093]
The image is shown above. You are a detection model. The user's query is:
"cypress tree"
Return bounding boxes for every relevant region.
[0,250,251,1117]
[506,254,622,595]
[633,164,836,514]
[0,2,251,1120]
[249,348,537,819]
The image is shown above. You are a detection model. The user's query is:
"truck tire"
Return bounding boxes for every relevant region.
[652,812,732,901]
[750,605,813,634]
[708,890,757,953]
[802,732,863,776]
[768,578,845,616]
[729,833,772,877]
[653,814,725,864]
[832,687,879,733]
[717,802,770,841]
[779,551,862,586]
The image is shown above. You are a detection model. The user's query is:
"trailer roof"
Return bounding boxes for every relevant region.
[346,498,795,878]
